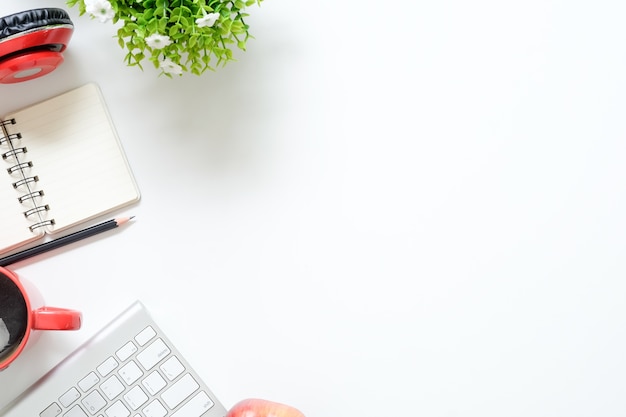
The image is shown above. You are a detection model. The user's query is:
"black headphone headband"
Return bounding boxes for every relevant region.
[0,8,73,40]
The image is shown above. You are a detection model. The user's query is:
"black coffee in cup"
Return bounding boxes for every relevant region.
[0,272,28,361]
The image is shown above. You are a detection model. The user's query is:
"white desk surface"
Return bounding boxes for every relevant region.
[2,1,626,416]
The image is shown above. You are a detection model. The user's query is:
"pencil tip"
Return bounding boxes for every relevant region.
[116,216,135,226]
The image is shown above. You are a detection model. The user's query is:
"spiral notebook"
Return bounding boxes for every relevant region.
[0,83,140,255]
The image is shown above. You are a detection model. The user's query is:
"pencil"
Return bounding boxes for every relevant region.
[0,216,134,267]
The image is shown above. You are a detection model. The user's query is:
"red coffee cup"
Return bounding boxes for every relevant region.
[0,266,81,370]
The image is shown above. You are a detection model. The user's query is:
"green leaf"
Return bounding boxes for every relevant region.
[147,18,158,32]
[158,18,168,31]
[231,20,244,34]
[169,23,182,36]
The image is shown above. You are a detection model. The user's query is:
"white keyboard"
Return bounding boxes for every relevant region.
[0,301,227,417]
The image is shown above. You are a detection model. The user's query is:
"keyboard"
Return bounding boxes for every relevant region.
[0,301,227,417]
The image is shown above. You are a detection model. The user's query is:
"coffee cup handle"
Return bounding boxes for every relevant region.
[32,307,82,330]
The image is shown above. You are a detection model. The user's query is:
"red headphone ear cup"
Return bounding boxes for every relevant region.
[0,50,63,83]
[0,8,73,83]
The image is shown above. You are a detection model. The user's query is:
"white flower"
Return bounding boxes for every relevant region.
[196,12,220,28]
[85,0,115,23]
[160,58,183,75]
[145,34,173,49]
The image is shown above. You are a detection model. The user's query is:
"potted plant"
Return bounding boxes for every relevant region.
[67,0,263,76]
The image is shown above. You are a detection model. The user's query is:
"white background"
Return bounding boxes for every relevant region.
[1,1,626,416]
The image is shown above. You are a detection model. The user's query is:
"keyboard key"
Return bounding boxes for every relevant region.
[64,405,89,417]
[162,374,200,409]
[78,372,100,392]
[39,402,62,417]
[171,391,215,417]
[160,356,185,381]
[136,339,170,370]
[59,387,81,407]
[115,342,138,362]
[135,326,156,346]
[142,399,167,417]
[97,357,118,377]
[101,375,125,400]
[124,386,149,410]
[105,400,130,417]
[118,361,143,385]
[142,371,167,395]
[82,391,106,414]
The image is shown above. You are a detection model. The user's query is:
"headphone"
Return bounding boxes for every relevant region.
[0,8,74,84]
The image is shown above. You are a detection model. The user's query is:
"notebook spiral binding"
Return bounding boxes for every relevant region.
[0,118,55,232]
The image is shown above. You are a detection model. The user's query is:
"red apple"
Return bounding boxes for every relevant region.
[227,398,305,417]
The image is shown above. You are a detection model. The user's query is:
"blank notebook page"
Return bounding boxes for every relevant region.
[3,83,140,236]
